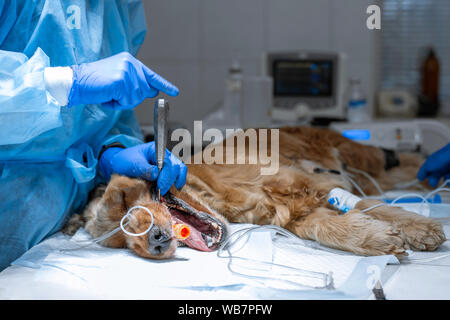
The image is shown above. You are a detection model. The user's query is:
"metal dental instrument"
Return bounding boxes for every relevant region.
[154,98,169,201]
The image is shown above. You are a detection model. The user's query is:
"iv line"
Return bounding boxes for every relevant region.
[217,225,337,290]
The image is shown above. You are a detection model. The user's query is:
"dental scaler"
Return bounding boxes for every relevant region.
[154,98,169,200]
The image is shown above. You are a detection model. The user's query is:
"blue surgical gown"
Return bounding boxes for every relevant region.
[0,0,147,270]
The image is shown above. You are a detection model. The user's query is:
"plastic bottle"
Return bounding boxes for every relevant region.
[222,59,243,127]
[346,78,370,123]
[203,59,243,129]
[418,48,440,116]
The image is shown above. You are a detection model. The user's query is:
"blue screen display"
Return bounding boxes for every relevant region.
[273,60,333,97]
[342,129,371,141]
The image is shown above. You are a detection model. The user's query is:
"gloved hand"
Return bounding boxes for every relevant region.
[417,143,450,188]
[68,52,179,109]
[99,142,187,196]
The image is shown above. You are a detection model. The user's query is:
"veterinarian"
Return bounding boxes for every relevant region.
[0,0,187,270]
[418,143,450,188]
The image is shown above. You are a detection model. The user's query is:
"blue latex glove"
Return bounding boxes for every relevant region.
[99,142,187,195]
[417,143,450,188]
[68,52,179,109]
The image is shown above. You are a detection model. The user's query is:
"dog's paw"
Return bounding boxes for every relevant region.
[356,200,446,253]
[400,217,446,251]
[344,213,407,258]
[362,225,407,258]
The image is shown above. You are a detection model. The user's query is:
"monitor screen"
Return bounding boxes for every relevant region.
[342,129,371,141]
[272,60,333,97]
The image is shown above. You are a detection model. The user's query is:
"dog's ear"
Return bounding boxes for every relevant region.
[102,175,151,211]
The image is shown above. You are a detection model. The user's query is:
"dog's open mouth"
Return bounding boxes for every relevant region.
[151,188,227,252]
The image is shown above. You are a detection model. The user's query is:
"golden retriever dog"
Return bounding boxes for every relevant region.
[64,126,446,259]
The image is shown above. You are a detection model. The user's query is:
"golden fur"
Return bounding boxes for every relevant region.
[64,126,446,259]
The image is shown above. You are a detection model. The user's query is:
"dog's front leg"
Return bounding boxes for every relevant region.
[286,207,407,258]
[355,199,446,251]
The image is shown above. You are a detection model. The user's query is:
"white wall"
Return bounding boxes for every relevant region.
[135,0,381,131]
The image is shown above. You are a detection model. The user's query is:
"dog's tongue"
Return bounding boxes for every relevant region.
[172,217,212,252]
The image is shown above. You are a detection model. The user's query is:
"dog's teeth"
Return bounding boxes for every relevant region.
[207,235,214,247]
[203,234,213,247]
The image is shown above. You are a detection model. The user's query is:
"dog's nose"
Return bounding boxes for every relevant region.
[148,225,172,255]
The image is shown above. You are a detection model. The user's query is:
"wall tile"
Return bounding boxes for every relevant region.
[267,0,331,52]
[201,0,265,60]
[329,0,380,62]
[138,0,201,61]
